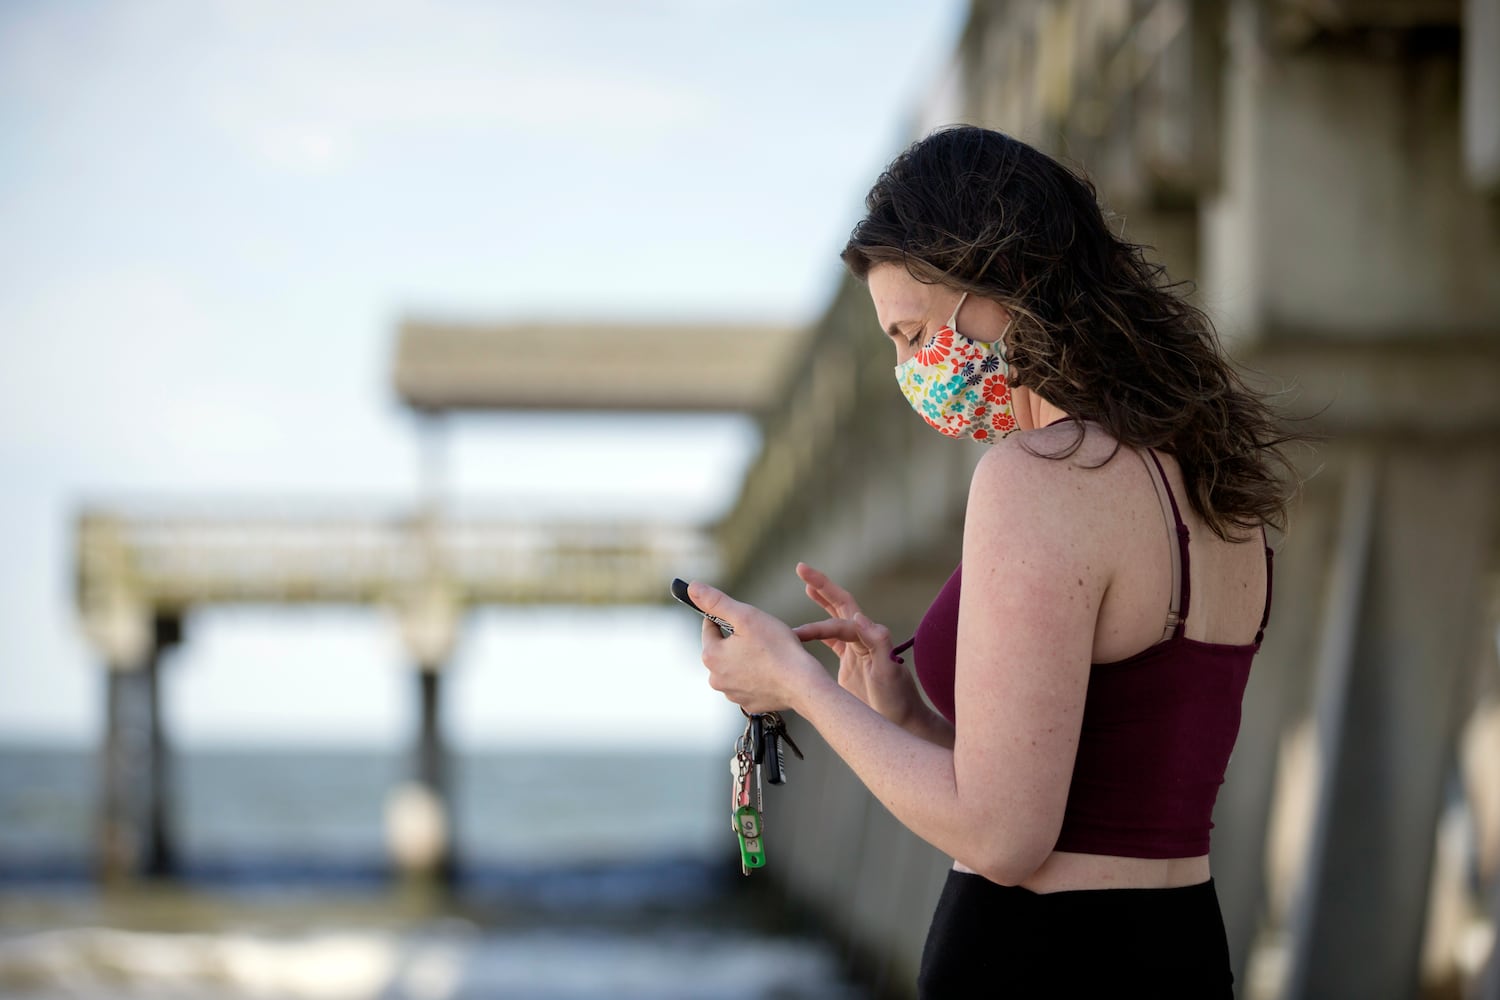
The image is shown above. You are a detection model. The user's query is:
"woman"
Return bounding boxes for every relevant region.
[690,125,1294,996]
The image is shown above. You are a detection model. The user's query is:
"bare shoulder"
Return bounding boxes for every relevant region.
[968,421,1134,528]
[963,423,1145,653]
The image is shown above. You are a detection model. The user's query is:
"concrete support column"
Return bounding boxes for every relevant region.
[390,572,460,886]
[98,614,181,883]
[1465,0,1500,192]
[417,669,445,801]
[1212,473,1338,983]
[1483,868,1500,998]
[415,665,453,884]
[385,663,455,888]
[1285,448,1500,999]
[1206,0,1500,348]
[143,618,181,877]
[99,665,148,882]
[391,382,461,885]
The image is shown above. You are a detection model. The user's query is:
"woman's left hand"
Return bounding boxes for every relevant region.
[688,581,826,714]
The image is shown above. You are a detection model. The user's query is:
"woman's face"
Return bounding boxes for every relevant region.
[867,263,1014,366]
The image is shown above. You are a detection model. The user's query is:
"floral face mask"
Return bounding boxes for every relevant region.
[894,292,1018,443]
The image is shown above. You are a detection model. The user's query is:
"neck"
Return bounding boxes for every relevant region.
[1035,399,1068,428]
[1015,385,1068,430]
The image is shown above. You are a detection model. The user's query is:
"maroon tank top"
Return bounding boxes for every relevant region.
[906,450,1273,859]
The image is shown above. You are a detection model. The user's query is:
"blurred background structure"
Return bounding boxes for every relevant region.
[716,1,1500,998]
[5,1,1500,999]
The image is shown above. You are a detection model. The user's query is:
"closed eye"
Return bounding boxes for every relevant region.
[886,321,926,348]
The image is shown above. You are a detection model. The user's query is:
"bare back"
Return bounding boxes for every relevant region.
[1005,421,1267,893]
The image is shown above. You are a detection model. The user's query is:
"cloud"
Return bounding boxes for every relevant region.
[0,267,349,483]
[0,1,715,177]
[0,268,212,439]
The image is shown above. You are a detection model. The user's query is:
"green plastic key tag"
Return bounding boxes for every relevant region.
[735,805,766,872]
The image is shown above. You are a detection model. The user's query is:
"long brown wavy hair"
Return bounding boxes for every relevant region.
[842,125,1299,540]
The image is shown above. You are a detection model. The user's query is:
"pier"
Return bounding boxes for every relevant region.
[74,315,802,886]
[68,1,1500,996]
[718,1,1500,997]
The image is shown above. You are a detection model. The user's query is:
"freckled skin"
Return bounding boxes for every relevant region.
[692,263,1270,893]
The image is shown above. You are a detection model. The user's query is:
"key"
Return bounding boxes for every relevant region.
[749,713,766,766]
[763,726,786,785]
[734,805,766,872]
[730,727,752,818]
[758,711,783,784]
[760,712,803,786]
[730,729,764,874]
[745,711,768,807]
[754,735,764,812]
[730,753,747,812]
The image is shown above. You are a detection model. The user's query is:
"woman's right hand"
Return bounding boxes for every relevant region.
[791,562,927,728]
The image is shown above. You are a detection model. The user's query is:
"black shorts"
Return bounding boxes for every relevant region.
[917,870,1234,998]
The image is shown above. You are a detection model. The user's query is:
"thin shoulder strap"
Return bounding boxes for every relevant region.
[1255,526,1274,645]
[1141,449,1191,639]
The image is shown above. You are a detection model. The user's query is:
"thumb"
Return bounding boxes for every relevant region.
[687,580,743,620]
[852,612,892,649]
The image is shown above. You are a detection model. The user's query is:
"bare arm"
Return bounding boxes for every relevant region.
[694,440,1103,883]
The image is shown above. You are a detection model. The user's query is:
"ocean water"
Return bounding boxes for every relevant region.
[0,747,724,872]
[0,746,869,1000]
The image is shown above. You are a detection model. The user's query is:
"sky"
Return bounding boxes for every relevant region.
[0,0,967,750]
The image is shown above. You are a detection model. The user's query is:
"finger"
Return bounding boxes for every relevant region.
[804,583,839,619]
[794,561,822,585]
[852,612,893,653]
[798,563,861,617]
[792,618,864,645]
[802,579,847,621]
[797,562,842,602]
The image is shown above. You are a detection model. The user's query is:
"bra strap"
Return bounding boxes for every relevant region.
[1255,527,1274,645]
[1142,449,1192,638]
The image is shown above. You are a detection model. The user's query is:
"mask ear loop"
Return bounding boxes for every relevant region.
[950,290,1016,358]
[945,292,969,331]
[993,315,1015,361]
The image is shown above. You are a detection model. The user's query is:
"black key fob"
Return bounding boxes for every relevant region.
[763,731,787,785]
[749,713,765,765]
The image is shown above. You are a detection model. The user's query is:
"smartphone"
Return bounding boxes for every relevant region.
[671,577,734,637]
